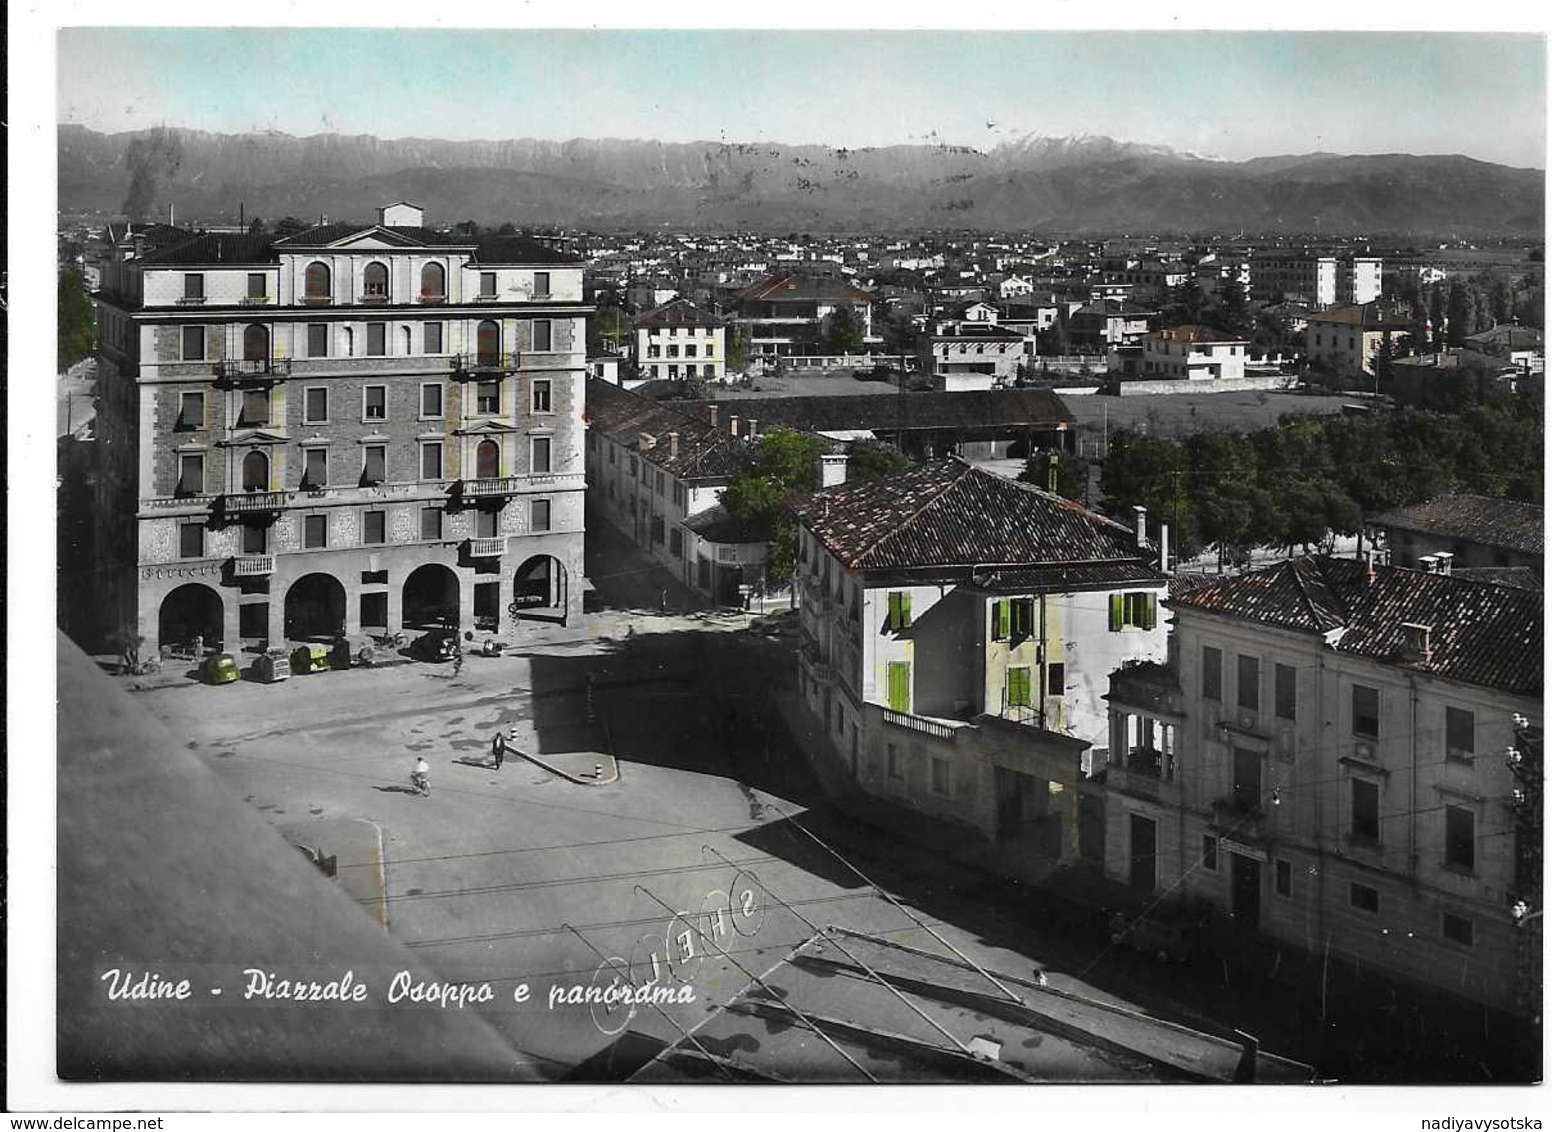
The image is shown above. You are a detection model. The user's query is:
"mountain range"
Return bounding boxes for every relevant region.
[57,124,1545,236]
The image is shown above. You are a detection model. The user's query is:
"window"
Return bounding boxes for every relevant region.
[307,324,329,358]
[181,326,205,361]
[178,391,203,430]
[1275,859,1292,898]
[182,273,205,302]
[480,272,497,298]
[667,343,680,359]
[531,379,552,414]
[1047,663,1065,697]
[1441,913,1474,947]
[247,273,267,300]
[304,387,328,424]
[475,509,498,538]
[533,271,550,298]
[362,445,386,487]
[685,343,697,358]
[366,323,387,357]
[475,439,500,479]
[302,447,328,489]
[1109,591,1156,631]
[303,514,328,549]
[1352,684,1380,739]
[1009,598,1034,639]
[421,442,444,481]
[649,515,665,545]
[531,498,552,532]
[669,527,683,557]
[1201,835,1218,871]
[1202,646,1223,701]
[1444,806,1475,872]
[1236,655,1260,712]
[1007,667,1032,708]
[1275,663,1297,721]
[178,522,204,558]
[240,389,269,426]
[241,523,267,554]
[655,470,666,496]
[1232,747,1261,811]
[364,510,386,545]
[177,453,204,496]
[1445,707,1474,761]
[886,661,911,713]
[704,364,715,378]
[887,743,903,779]
[532,319,553,351]
[304,262,331,302]
[363,386,387,421]
[476,380,500,414]
[531,436,552,474]
[1351,778,1380,842]
[886,591,912,632]
[420,507,443,540]
[363,261,388,299]
[930,758,950,797]
[242,450,269,492]
[420,262,446,300]
[668,364,680,381]
[1349,883,1379,914]
[420,383,443,419]
[423,322,444,354]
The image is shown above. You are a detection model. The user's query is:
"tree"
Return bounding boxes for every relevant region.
[1019,449,1090,502]
[495,221,518,235]
[1214,280,1253,337]
[273,216,309,238]
[247,217,265,235]
[727,325,748,373]
[58,267,95,373]
[454,219,480,238]
[719,429,827,581]
[847,442,911,482]
[822,304,864,355]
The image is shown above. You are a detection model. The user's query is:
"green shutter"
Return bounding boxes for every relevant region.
[993,600,1009,640]
[1009,667,1030,707]
[1141,594,1157,631]
[887,662,911,713]
[899,592,912,629]
[1109,593,1124,632]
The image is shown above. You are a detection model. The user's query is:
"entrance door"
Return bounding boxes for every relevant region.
[1128,813,1157,892]
[1230,853,1262,929]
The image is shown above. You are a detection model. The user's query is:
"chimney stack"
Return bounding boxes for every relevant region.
[729,414,740,437]
[1419,554,1438,574]
[819,453,849,489]
[1159,521,1171,575]
[1364,549,1377,585]
[667,431,679,458]
[707,404,719,429]
[1133,505,1148,549]
[1434,551,1453,577]
[746,418,758,440]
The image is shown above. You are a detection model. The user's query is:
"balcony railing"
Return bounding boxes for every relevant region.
[467,536,508,558]
[461,477,522,498]
[418,292,447,305]
[881,709,957,742]
[214,358,291,384]
[302,295,333,306]
[238,296,273,306]
[232,554,275,576]
[217,491,288,515]
[358,293,391,305]
[451,352,516,378]
[176,296,207,306]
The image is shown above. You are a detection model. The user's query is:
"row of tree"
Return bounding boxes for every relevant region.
[1098,391,1543,563]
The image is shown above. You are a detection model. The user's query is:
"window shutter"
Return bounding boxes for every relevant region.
[1109,593,1124,631]
[994,600,1009,640]
[1141,594,1156,631]
[900,592,912,629]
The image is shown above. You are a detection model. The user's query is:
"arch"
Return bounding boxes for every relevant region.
[475,438,500,479]
[476,320,501,367]
[304,261,331,301]
[363,261,389,298]
[284,573,347,641]
[403,563,460,631]
[242,324,270,362]
[241,449,269,492]
[420,262,446,299]
[159,583,224,653]
[512,555,568,624]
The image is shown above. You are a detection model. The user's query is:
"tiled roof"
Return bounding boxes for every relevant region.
[272,223,473,249]
[1463,324,1544,352]
[586,378,754,481]
[737,273,874,305]
[471,235,581,265]
[1453,566,1543,591]
[797,458,1161,576]
[681,503,768,544]
[1171,556,1542,695]
[1370,494,1544,557]
[1305,303,1411,330]
[633,297,722,330]
[929,323,1025,341]
[665,388,1070,435]
[1153,324,1246,344]
[137,232,278,266]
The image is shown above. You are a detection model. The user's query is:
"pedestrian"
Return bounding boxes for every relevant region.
[451,644,464,678]
[659,588,668,614]
[491,729,505,770]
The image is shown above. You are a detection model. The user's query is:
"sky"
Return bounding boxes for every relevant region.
[54,25,1548,168]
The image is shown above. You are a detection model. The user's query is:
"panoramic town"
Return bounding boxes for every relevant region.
[40,25,1545,1108]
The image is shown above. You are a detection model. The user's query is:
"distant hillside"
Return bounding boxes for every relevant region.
[57,124,1545,235]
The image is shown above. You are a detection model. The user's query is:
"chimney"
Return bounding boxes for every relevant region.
[1364,549,1377,585]
[1159,521,1171,575]
[1418,554,1438,574]
[638,432,657,451]
[1400,622,1433,665]
[169,202,175,226]
[729,414,740,437]
[1133,505,1148,549]
[819,453,849,488]
[667,431,679,458]
[746,418,758,440]
[1434,551,1453,577]
[707,404,719,429]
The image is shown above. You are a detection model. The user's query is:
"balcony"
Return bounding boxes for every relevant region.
[216,491,288,517]
[213,358,291,386]
[238,296,273,306]
[358,293,391,305]
[175,296,207,306]
[418,292,447,305]
[302,295,333,307]
[467,536,507,558]
[232,555,275,577]
[460,477,522,499]
[451,353,516,379]
[881,709,958,742]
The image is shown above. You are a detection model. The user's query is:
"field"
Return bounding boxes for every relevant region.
[1058,390,1356,450]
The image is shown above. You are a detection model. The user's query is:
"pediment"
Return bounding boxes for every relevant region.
[326,228,419,250]
[455,421,521,436]
[219,429,290,447]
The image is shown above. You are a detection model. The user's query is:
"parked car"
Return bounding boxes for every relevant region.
[200,652,241,685]
[410,628,460,663]
[253,647,291,683]
[290,644,332,675]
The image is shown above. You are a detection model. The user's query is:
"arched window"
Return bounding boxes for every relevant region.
[363,261,389,299]
[242,450,269,492]
[304,262,331,302]
[476,320,500,367]
[476,439,500,479]
[242,324,269,363]
[420,262,445,300]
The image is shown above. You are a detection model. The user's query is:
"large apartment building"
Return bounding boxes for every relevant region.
[92,202,591,657]
[1103,556,1541,1016]
[1249,251,1383,309]
[632,297,727,384]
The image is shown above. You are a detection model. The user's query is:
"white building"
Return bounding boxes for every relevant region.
[1128,325,1251,381]
[632,297,727,384]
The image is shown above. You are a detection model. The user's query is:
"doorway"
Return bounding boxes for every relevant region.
[1230,852,1262,929]
[1128,813,1157,892]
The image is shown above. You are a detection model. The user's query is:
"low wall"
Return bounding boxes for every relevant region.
[1110,374,1296,397]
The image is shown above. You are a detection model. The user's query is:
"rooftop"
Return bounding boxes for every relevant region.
[586,377,754,481]
[737,272,874,306]
[1370,494,1544,557]
[633,296,723,330]
[1170,555,1542,695]
[666,388,1071,436]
